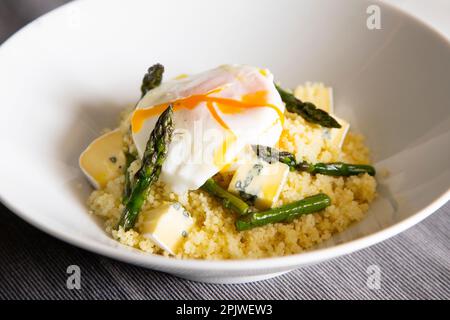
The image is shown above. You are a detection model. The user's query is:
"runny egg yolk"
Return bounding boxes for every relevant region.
[129,65,286,194]
[131,90,284,134]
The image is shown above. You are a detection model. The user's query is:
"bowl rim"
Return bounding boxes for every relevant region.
[0,0,449,271]
[2,187,449,271]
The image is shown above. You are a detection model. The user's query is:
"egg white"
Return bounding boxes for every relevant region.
[132,65,284,194]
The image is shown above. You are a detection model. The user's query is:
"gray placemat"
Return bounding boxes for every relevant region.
[0,0,449,300]
[0,201,448,300]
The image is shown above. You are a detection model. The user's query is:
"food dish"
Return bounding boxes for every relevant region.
[0,0,449,283]
[82,64,376,259]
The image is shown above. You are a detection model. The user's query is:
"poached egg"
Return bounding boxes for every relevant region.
[131,64,284,194]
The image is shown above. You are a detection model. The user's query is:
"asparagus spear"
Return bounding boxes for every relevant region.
[251,144,297,168]
[121,64,164,203]
[296,161,376,177]
[117,105,174,230]
[140,63,164,97]
[122,152,136,204]
[236,193,331,231]
[201,178,250,215]
[275,84,341,128]
[252,145,375,176]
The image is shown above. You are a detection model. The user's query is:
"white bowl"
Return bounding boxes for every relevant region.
[0,0,449,284]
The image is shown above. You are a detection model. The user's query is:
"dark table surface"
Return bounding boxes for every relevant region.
[0,0,449,300]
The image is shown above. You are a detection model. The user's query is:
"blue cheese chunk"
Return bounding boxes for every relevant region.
[228,160,289,210]
[140,202,193,255]
[79,129,125,189]
[321,116,350,149]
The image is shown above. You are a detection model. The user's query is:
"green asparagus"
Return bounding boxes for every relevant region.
[275,84,341,128]
[252,145,375,176]
[122,64,163,203]
[296,161,376,176]
[122,152,136,204]
[236,193,331,231]
[140,63,164,97]
[251,144,297,168]
[117,105,174,230]
[201,178,250,215]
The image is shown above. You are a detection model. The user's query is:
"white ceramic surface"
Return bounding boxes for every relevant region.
[0,0,449,283]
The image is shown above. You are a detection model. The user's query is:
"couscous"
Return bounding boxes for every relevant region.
[81,64,376,260]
